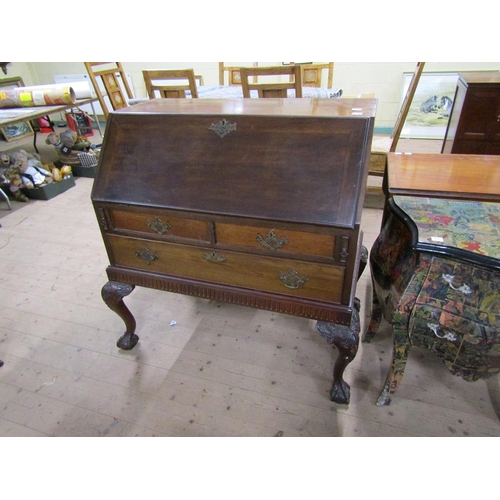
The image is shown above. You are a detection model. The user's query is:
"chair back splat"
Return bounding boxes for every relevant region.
[142,69,198,99]
[240,65,303,98]
[84,62,133,119]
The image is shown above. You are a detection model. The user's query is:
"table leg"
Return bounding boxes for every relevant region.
[101,281,138,350]
[317,302,360,405]
[363,287,382,343]
[376,328,412,406]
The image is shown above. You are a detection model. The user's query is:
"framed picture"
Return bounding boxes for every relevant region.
[399,72,459,139]
[0,120,34,142]
[0,75,35,142]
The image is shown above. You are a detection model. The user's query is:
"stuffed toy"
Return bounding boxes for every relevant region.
[2,150,56,203]
[2,165,30,202]
[45,130,97,167]
[9,150,53,188]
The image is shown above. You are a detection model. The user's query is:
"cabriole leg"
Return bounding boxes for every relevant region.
[376,331,411,406]
[101,281,138,350]
[317,305,360,405]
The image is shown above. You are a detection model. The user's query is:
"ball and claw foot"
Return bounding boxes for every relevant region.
[316,304,360,405]
[117,332,139,350]
[330,378,352,405]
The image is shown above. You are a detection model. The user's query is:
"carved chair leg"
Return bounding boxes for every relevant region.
[317,305,360,405]
[101,281,138,350]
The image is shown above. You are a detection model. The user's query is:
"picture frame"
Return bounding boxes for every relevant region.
[399,71,459,140]
[0,120,34,142]
[0,75,35,142]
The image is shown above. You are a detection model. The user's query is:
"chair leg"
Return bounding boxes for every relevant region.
[0,187,12,210]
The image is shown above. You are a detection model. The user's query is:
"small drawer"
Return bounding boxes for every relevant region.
[107,235,345,303]
[215,222,335,258]
[110,209,211,242]
[403,256,500,381]
[410,305,500,380]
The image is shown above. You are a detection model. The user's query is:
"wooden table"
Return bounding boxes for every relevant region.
[0,97,102,153]
[385,152,500,201]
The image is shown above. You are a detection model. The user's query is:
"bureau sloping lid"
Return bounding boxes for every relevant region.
[92,98,375,227]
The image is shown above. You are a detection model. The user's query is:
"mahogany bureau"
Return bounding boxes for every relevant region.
[91,98,376,405]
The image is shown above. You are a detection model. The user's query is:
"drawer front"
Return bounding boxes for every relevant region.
[410,305,500,380]
[110,209,211,242]
[215,222,336,258]
[409,257,500,380]
[107,235,345,303]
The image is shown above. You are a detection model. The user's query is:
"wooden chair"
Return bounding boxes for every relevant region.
[84,62,134,119]
[287,62,334,87]
[240,65,303,98]
[218,62,258,86]
[195,74,204,86]
[142,69,198,99]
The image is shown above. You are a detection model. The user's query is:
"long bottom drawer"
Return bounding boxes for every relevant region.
[107,234,345,303]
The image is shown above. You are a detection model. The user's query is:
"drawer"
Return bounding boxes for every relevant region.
[110,209,211,242]
[215,222,336,258]
[409,306,500,380]
[107,234,345,303]
[408,257,500,380]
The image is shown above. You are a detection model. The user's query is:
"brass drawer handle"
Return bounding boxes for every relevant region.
[256,230,288,251]
[203,251,227,263]
[147,216,172,235]
[135,247,158,265]
[279,269,308,289]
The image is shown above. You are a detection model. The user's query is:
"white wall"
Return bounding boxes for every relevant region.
[4,61,500,130]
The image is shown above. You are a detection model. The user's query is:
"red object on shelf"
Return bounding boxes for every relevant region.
[37,116,53,133]
[65,110,93,137]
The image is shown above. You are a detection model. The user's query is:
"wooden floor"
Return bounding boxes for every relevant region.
[1,131,499,437]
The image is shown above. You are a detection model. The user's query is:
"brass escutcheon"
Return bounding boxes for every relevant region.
[203,251,227,263]
[135,247,158,265]
[146,216,172,235]
[209,119,237,138]
[278,269,308,289]
[256,230,288,251]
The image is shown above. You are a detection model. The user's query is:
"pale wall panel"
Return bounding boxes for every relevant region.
[6,61,500,130]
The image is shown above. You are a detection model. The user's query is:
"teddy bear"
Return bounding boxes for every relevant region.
[2,165,30,202]
[45,129,99,168]
[1,150,55,202]
[9,150,53,188]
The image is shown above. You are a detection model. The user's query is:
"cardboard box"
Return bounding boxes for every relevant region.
[23,175,76,200]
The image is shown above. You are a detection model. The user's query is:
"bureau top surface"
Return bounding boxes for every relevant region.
[92,98,376,227]
[111,97,378,118]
